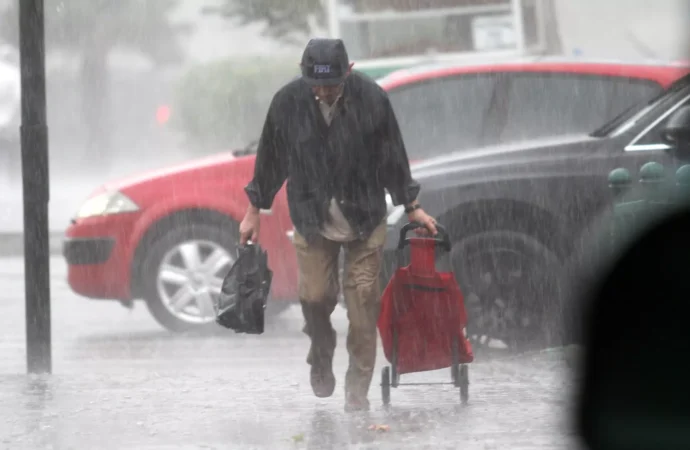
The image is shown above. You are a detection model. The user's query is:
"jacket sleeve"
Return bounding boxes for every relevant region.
[244,96,288,210]
[378,94,421,206]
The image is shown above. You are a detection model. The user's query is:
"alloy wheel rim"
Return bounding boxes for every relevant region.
[156,239,234,324]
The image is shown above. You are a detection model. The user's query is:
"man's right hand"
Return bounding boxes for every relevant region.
[239,206,261,245]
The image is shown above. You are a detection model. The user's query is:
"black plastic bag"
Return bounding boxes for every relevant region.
[214,243,272,334]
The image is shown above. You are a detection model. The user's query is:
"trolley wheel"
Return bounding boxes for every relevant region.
[391,329,399,387]
[459,365,470,404]
[451,335,460,387]
[381,366,391,407]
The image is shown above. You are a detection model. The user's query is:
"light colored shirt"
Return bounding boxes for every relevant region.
[317,95,357,242]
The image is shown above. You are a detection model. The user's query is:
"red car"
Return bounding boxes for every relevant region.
[63,58,689,332]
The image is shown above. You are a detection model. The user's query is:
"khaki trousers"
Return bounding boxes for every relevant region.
[293,222,386,401]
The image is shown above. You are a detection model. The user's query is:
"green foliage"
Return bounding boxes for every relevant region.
[170,57,415,151]
[203,0,325,44]
[0,1,192,153]
[0,0,191,63]
[172,57,299,151]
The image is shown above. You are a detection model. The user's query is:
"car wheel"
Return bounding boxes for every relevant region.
[141,223,294,333]
[140,224,238,332]
[451,231,562,354]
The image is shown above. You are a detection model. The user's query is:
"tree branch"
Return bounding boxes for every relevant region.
[206,0,325,43]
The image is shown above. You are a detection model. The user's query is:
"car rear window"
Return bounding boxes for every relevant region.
[388,74,498,160]
[387,70,665,159]
[498,73,662,143]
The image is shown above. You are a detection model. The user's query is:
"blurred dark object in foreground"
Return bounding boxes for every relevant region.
[215,243,272,334]
[574,107,690,449]
[564,105,690,346]
[577,108,690,450]
[575,204,690,450]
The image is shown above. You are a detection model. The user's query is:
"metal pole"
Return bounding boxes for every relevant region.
[510,0,526,53]
[19,0,52,374]
[327,0,340,39]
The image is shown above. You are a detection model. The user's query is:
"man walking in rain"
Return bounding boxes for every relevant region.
[239,38,437,412]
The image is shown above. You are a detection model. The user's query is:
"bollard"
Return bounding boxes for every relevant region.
[639,162,666,205]
[675,164,690,201]
[608,168,632,197]
[608,168,635,251]
[607,162,687,257]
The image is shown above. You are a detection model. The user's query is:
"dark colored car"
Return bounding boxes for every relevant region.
[382,72,690,352]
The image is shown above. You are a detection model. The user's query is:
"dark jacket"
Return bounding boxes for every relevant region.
[244,72,420,242]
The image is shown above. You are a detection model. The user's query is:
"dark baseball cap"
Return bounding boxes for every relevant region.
[300,38,350,86]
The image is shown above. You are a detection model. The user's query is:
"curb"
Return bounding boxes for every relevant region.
[0,232,64,257]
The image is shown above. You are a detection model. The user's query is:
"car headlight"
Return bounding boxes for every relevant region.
[385,193,406,226]
[75,191,139,219]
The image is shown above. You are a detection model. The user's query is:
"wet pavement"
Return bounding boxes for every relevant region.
[0,256,583,449]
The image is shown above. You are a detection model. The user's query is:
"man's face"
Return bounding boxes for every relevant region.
[312,83,343,105]
[304,62,354,105]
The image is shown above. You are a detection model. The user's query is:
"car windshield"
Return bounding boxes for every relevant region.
[591,73,690,138]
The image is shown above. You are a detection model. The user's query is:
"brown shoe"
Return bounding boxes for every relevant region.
[344,393,370,412]
[311,362,336,398]
[306,326,337,398]
[301,302,337,398]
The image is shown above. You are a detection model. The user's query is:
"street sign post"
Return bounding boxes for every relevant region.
[19,0,52,374]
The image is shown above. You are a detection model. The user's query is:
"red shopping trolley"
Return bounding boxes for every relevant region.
[377,222,474,406]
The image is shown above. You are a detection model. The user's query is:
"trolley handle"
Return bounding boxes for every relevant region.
[397,221,451,252]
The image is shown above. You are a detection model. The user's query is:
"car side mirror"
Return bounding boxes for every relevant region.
[662,106,690,161]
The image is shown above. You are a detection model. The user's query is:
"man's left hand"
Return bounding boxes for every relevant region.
[408,208,438,236]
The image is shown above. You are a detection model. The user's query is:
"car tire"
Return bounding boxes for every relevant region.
[140,222,290,333]
[451,230,562,354]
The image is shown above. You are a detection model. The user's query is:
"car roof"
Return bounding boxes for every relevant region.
[377,56,690,91]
